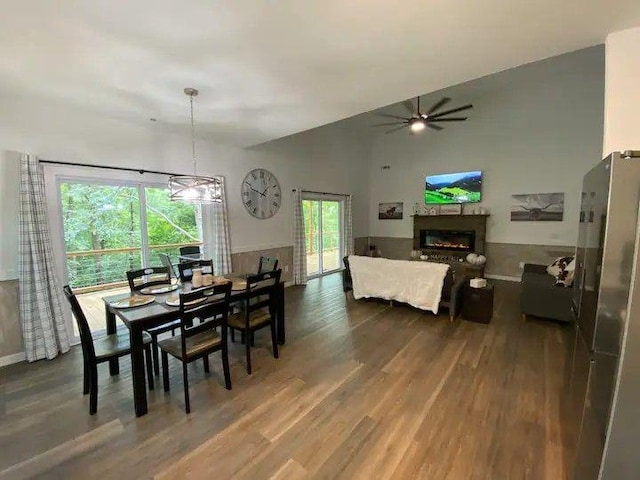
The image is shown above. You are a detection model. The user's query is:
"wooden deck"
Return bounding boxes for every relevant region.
[1,274,572,479]
[76,287,131,333]
[306,249,341,275]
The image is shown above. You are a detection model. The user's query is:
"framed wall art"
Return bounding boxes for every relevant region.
[378,202,403,220]
[510,193,564,221]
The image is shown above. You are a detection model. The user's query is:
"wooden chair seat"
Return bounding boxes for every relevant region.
[159,330,222,361]
[94,330,152,360]
[228,309,271,329]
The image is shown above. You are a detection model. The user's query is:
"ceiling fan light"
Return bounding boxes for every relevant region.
[410,119,426,132]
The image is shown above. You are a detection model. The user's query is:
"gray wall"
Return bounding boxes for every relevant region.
[365,46,605,277]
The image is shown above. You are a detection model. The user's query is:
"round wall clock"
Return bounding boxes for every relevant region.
[241,168,282,219]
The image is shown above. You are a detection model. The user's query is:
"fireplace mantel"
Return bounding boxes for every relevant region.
[413,214,489,255]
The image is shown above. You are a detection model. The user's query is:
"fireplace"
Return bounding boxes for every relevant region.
[419,229,475,252]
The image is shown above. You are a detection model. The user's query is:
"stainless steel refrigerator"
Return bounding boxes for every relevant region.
[567,150,640,479]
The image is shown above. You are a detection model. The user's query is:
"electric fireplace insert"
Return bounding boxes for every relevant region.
[419,229,475,252]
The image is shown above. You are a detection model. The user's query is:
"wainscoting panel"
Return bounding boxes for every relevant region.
[484,242,575,279]
[354,237,369,255]
[368,237,413,260]
[364,237,575,279]
[0,279,22,359]
[231,246,294,283]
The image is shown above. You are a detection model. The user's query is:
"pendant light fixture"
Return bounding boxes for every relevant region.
[168,87,222,203]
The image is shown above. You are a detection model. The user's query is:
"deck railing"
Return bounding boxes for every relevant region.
[304,231,340,254]
[66,242,202,292]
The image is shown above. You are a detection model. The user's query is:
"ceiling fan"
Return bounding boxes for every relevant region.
[372,97,473,134]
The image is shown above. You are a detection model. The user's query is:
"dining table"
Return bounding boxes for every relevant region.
[102,274,286,417]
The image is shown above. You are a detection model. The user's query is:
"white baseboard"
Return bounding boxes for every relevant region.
[486,273,521,282]
[0,351,26,367]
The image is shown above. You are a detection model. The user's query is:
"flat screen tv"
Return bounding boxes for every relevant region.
[425,170,482,204]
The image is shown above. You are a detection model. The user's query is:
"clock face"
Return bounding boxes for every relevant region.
[241,168,281,219]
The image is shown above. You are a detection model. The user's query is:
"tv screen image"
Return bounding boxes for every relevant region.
[425,170,482,204]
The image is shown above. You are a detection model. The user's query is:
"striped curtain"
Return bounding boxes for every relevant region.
[18,154,70,361]
[292,188,307,285]
[344,195,354,257]
[201,176,232,275]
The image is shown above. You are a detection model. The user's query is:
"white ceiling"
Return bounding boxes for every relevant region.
[1,1,639,147]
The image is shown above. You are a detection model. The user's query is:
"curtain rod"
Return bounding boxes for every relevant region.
[39,159,182,177]
[292,188,351,197]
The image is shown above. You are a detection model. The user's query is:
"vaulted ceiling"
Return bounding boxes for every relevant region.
[1,1,639,146]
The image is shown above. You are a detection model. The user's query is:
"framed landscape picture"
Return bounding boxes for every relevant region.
[510,192,564,222]
[378,202,403,220]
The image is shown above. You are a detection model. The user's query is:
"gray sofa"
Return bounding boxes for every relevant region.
[520,263,573,322]
[342,256,466,321]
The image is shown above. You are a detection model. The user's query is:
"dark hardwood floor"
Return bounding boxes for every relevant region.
[0,274,571,479]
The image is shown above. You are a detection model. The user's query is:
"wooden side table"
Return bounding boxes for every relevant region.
[462,281,494,323]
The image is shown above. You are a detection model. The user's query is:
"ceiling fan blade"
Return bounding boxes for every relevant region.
[385,124,410,134]
[427,97,451,115]
[370,121,406,127]
[429,117,468,122]
[402,99,415,115]
[376,113,409,121]
[427,123,444,131]
[429,104,473,118]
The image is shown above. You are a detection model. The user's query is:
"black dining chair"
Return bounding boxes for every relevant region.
[159,282,232,414]
[63,285,154,415]
[258,256,279,273]
[177,259,214,283]
[126,266,179,376]
[126,266,171,292]
[179,245,201,262]
[228,269,282,374]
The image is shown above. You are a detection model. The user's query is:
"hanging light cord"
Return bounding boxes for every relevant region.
[189,93,197,175]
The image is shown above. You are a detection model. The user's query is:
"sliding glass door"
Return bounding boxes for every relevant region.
[303,198,343,278]
[59,179,201,334]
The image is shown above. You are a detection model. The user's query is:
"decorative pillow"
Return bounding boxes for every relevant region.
[547,256,575,287]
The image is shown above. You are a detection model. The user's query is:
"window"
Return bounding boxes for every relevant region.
[59,179,201,334]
